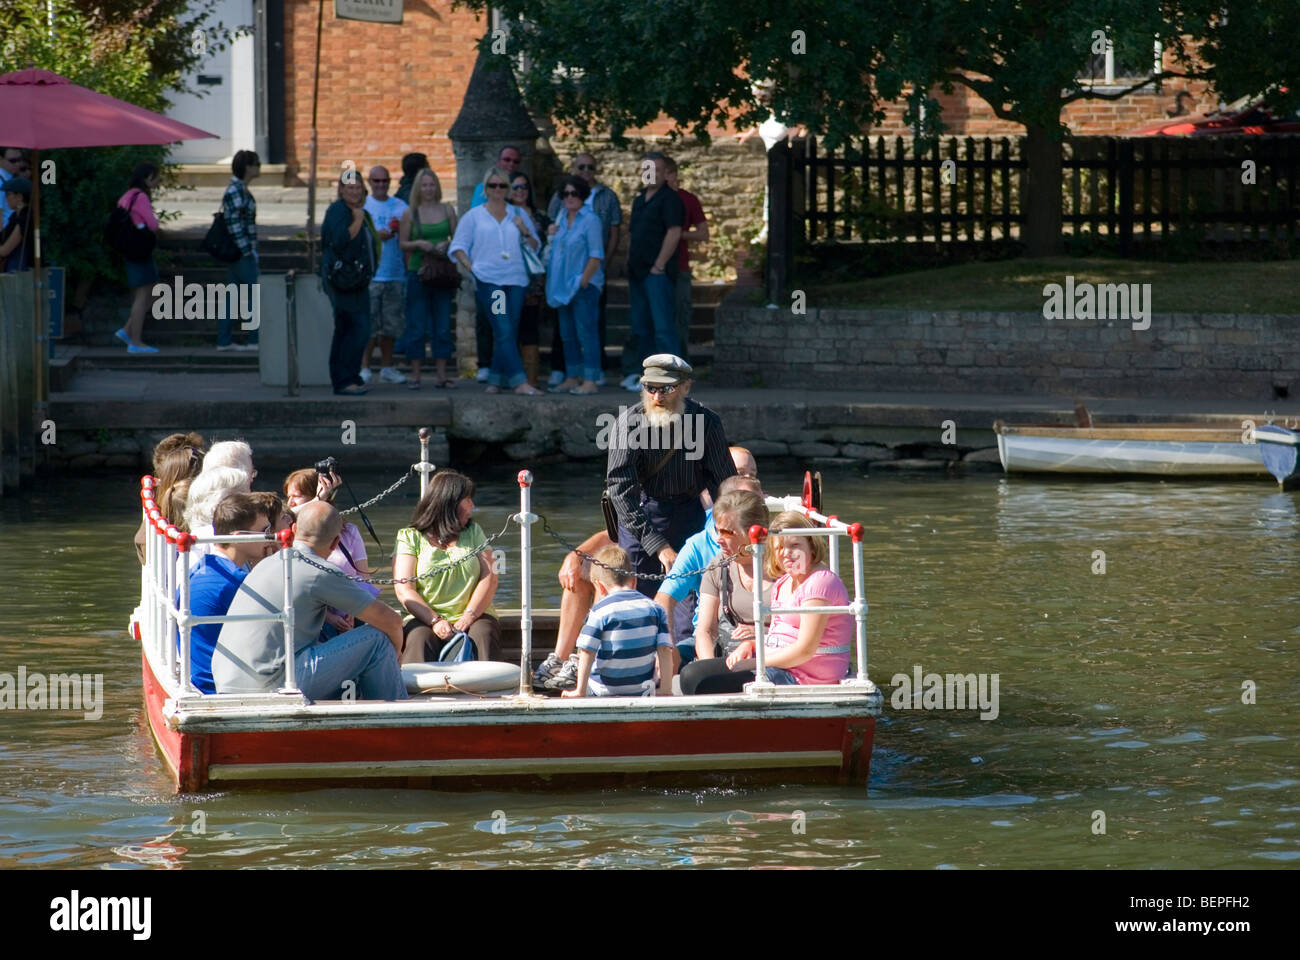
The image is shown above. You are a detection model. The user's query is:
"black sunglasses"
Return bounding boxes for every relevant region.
[576,163,595,171]
[645,383,678,396]
[368,177,389,183]
[485,182,508,190]
[561,189,581,198]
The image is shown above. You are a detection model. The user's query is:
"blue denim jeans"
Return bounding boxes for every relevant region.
[329,303,371,392]
[765,666,799,685]
[401,272,454,360]
[473,281,526,388]
[221,254,259,345]
[625,272,678,373]
[294,624,408,701]
[557,284,602,381]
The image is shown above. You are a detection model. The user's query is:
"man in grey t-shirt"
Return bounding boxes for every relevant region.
[212,501,407,700]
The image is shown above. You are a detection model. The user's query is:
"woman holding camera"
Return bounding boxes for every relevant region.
[392,469,503,663]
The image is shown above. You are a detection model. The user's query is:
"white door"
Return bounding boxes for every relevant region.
[166,0,256,163]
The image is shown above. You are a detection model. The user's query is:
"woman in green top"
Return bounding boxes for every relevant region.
[397,168,459,389]
[393,468,502,664]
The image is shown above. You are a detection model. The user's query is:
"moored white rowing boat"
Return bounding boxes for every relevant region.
[994,421,1270,477]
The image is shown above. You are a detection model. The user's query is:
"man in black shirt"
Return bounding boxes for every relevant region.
[605,354,736,600]
[619,153,685,391]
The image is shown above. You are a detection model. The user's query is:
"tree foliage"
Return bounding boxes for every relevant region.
[461,1,1299,254]
[0,0,232,286]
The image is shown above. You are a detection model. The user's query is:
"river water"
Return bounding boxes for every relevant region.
[1,464,1296,869]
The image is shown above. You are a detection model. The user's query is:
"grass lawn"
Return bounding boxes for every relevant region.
[803,257,1300,314]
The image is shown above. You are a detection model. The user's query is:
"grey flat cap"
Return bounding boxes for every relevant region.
[641,353,693,385]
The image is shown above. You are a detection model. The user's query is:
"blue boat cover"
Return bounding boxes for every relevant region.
[1254,425,1299,483]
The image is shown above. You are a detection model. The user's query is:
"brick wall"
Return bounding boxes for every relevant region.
[281,3,1198,195]
[714,304,1300,400]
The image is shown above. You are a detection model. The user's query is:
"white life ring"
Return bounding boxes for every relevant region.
[401,660,519,694]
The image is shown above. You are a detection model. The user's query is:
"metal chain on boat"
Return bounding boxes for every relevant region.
[292,516,516,585]
[337,469,413,515]
[537,516,736,582]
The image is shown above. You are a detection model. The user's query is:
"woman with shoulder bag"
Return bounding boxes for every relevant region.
[508,172,549,387]
[321,174,379,395]
[397,168,459,389]
[111,162,162,354]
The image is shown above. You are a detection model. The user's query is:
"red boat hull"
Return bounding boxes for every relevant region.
[143,654,876,792]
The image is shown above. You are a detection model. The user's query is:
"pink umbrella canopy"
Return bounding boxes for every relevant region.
[0,68,217,148]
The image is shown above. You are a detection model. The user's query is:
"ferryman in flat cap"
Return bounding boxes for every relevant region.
[603,354,736,602]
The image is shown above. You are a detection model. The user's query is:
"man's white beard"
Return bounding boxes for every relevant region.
[642,393,685,429]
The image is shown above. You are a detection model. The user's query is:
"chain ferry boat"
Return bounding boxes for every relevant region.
[131,435,883,792]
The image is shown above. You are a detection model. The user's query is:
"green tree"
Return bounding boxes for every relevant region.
[0,0,228,287]
[461,0,1299,257]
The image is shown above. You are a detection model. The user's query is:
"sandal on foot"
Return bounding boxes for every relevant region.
[407,379,422,390]
[336,384,368,396]
[485,385,502,394]
[570,384,599,395]
[514,384,543,396]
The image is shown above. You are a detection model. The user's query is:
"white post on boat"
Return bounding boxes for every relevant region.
[827,513,840,577]
[177,532,195,694]
[143,493,155,652]
[165,528,179,680]
[516,470,536,696]
[416,427,435,500]
[848,522,869,683]
[278,530,301,695]
[149,508,164,666]
[748,524,773,690]
[140,482,151,618]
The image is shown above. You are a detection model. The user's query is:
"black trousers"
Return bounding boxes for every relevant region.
[679,657,757,695]
[616,494,706,600]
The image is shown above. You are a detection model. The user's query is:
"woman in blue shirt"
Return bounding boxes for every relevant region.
[544,175,606,395]
[448,167,543,395]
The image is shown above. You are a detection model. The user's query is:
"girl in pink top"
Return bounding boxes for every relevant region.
[114,162,162,353]
[726,511,853,685]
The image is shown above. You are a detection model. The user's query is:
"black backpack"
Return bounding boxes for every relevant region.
[105,190,156,262]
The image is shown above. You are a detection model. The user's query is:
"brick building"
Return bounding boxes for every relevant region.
[166,1,1212,276]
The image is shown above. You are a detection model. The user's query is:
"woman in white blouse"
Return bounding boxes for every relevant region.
[448,166,544,396]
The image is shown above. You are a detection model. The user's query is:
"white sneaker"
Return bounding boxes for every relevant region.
[216,343,239,352]
[233,342,258,352]
[380,366,407,384]
[547,369,565,387]
[359,368,373,384]
[476,367,490,383]
[594,372,607,387]
[619,373,640,391]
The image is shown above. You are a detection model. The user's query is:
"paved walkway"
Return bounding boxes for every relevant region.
[48,356,1300,430]
[156,186,326,239]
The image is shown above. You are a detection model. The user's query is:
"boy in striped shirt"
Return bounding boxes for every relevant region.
[562,546,673,697]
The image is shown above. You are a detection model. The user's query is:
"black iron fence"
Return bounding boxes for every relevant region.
[765,134,1300,296]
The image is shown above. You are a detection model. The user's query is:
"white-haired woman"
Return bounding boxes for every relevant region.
[184,466,252,558]
[201,440,255,480]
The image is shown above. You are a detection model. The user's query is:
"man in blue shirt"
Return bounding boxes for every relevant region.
[180,493,274,694]
[653,458,764,668]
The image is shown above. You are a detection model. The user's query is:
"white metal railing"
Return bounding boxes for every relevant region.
[138,478,297,697]
[747,513,870,693]
[136,445,873,702]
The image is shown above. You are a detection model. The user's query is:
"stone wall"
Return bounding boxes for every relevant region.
[714,303,1300,400]
[540,137,767,280]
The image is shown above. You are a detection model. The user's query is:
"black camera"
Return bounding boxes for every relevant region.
[315,456,339,475]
